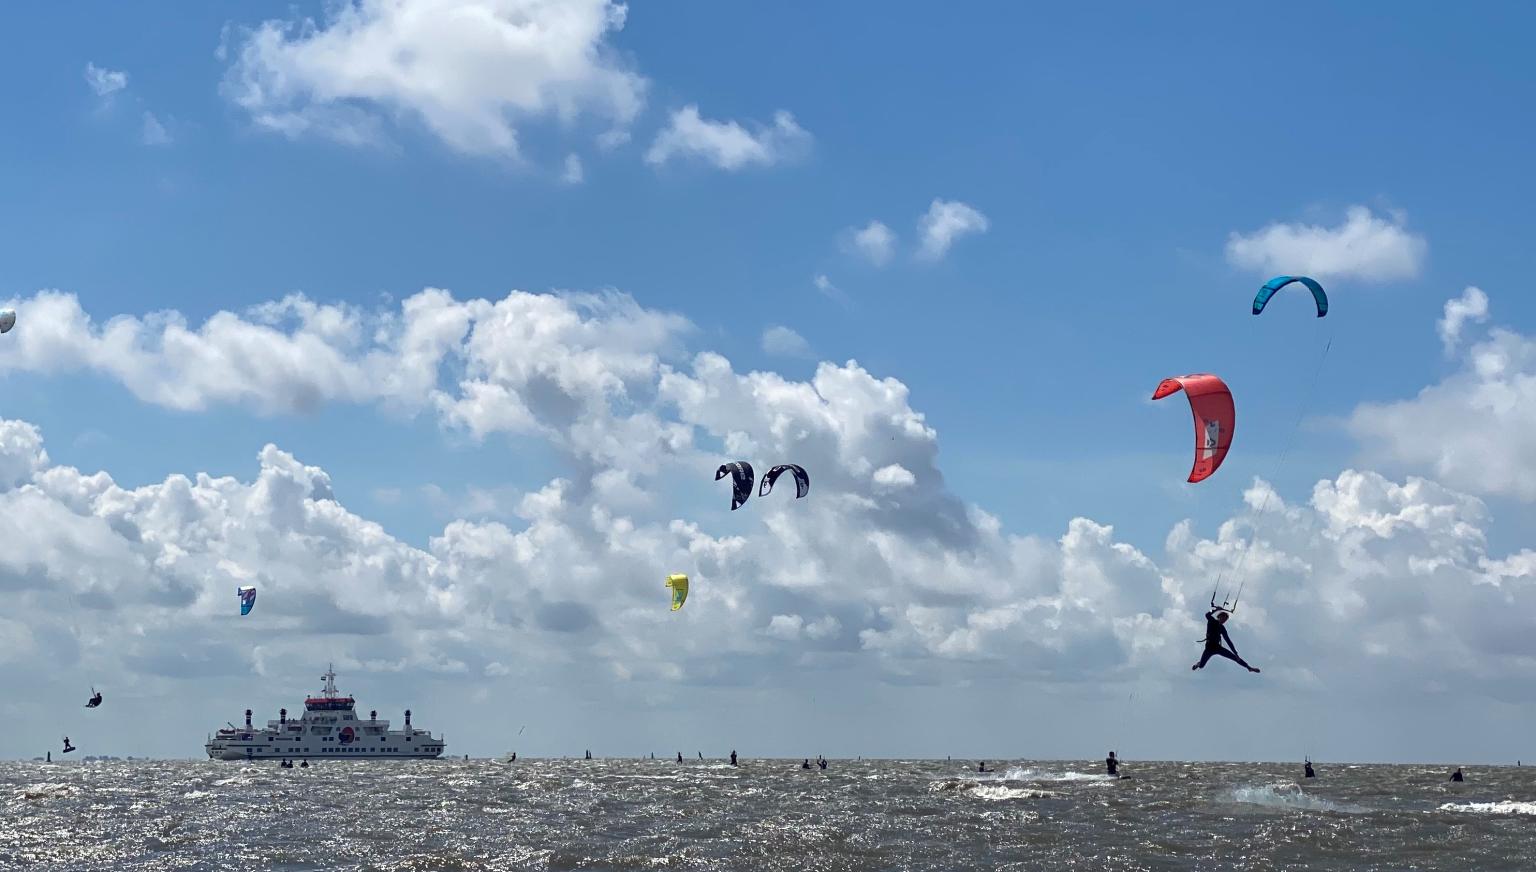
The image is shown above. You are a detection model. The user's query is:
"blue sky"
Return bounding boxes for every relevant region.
[2,2,1535,761]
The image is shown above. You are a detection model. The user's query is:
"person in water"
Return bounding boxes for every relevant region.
[85,690,102,708]
[1106,751,1118,777]
[1450,767,1464,782]
[977,761,990,773]
[1304,758,1315,779]
[729,750,738,766]
[300,760,309,768]
[1192,608,1260,673]
[802,759,811,770]
[817,756,827,770]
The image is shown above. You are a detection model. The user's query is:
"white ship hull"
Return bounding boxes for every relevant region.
[205,665,444,762]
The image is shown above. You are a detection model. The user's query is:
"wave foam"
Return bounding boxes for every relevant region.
[1229,783,1364,814]
[1440,800,1536,817]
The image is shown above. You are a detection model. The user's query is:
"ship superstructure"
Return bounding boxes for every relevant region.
[205,665,445,761]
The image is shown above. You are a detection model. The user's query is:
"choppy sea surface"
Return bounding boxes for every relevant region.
[4,758,1535,870]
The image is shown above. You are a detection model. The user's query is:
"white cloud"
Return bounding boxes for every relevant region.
[760,325,812,359]
[916,199,988,262]
[1225,206,1427,281]
[644,105,811,171]
[561,153,585,184]
[84,63,127,98]
[7,286,1536,755]
[1438,286,1489,355]
[844,220,895,267]
[141,112,171,146]
[220,0,647,158]
[872,464,915,490]
[1352,313,1536,501]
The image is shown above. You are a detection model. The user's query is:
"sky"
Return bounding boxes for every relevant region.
[1,1,1535,763]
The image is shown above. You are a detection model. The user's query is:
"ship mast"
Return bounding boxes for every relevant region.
[320,663,338,699]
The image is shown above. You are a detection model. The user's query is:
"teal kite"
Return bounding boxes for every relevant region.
[1253,276,1327,318]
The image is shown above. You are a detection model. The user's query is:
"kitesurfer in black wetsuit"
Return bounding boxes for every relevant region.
[729,750,738,766]
[977,761,990,773]
[85,690,102,708]
[1192,609,1260,673]
[802,759,811,769]
[1304,758,1315,779]
[817,756,827,770]
[1450,767,1464,782]
[1106,751,1118,777]
[62,737,75,754]
[676,752,683,763]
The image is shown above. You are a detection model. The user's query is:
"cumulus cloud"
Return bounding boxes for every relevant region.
[1438,286,1489,355]
[84,63,127,98]
[916,199,988,262]
[1352,311,1536,501]
[1225,206,1427,281]
[220,0,647,158]
[6,286,1536,754]
[645,105,810,171]
[760,326,812,359]
[843,221,895,267]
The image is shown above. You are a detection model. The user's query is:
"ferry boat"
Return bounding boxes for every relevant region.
[204,665,445,761]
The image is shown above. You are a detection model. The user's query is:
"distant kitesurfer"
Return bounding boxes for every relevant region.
[1192,608,1260,673]
[510,752,517,762]
[730,750,738,766]
[802,759,811,770]
[62,737,75,754]
[1106,751,1118,777]
[1450,767,1464,782]
[978,761,990,773]
[85,690,102,708]
[1304,758,1315,779]
[46,752,51,763]
[585,750,592,760]
[300,760,309,768]
[676,752,683,763]
[817,756,827,770]
[697,752,703,760]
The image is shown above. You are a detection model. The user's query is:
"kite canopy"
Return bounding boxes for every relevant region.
[237,585,257,616]
[715,462,754,511]
[1254,276,1327,318]
[759,464,810,500]
[0,309,14,333]
[665,574,689,611]
[1152,374,1235,483]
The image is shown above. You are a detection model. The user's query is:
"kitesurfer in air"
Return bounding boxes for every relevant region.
[62,737,75,754]
[85,689,102,708]
[1192,608,1260,673]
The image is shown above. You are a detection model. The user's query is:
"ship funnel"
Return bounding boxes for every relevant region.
[280,708,287,724]
[405,709,412,728]
[244,709,252,728]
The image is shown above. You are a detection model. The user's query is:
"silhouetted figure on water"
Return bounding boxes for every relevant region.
[802,759,811,770]
[1304,759,1315,779]
[817,756,827,770]
[1450,767,1464,782]
[729,750,738,766]
[1193,608,1260,673]
[677,752,683,763]
[977,761,990,773]
[1106,751,1118,777]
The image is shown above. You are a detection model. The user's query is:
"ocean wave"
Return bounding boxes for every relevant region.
[1439,800,1536,817]
[1228,783,1365,814]
[997,767,1117,784]
[970,785,1057,801]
